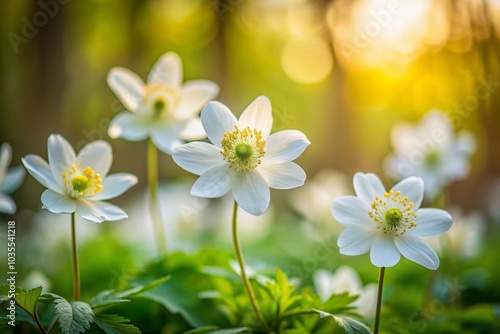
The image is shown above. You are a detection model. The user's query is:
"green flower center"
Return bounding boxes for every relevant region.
[369,190,418,236]
[142,83,180,119]
[425,150,440,168]
[72,175,90,192]
[385,208,403,226]
[235,143,253,160]
[221,126,266,172]
[62,165,103,198]
[153,99,166,117]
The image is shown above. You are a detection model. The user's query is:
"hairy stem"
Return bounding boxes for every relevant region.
[374,267,386,334]
[71,212,80,301]
[231,201,269,331]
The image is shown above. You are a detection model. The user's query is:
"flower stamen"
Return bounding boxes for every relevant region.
[221,126,266,172]
[141,83,180,119]
[62,165,103,198]
[368,190,417,236]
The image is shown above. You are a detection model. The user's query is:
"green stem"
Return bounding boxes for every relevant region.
[148,139,167,256]
[374,267,386,334]
[231,201,269,331]
[71,212,80,301]
[33,305,47,334]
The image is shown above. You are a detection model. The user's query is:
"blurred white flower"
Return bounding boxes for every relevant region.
[107,51,219,154]
[314,266,377,319]
[385,110,476,201]
[119,180,273,256]
[332,172,452,270]
[424,208,486,259]
[172,96,310,216]
[0,143,25,214]
[22,270,52,292]
[289,169,350,236]
[22,134,137,223]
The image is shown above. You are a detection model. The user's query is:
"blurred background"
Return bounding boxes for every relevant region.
[1,0,500,331]
[1,0,500,213]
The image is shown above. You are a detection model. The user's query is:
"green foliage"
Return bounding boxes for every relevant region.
[313,311,373,334]
[14,286,43,317]
[46,293,94,334]
[92,314,141,334]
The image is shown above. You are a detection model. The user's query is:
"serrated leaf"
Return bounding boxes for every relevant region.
[15,286,43,316]
[117,275,170,299]
[0,284,27,299]
[51,294,94,334]
[89,290,130,309]
[93,314,141,334]
[183,327,249,334]
[313,310,373,334]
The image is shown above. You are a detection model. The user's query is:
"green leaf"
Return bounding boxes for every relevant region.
[15,286,43,317]
[90,275,169,309]
[183,327,250,334]
[89,291,130,309]
[0,284,27,302]
[313,310,373,334]
[49,294,94,334]
[93,314,141,334]
[321,292,358,314]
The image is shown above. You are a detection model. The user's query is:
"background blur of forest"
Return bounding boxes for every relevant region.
[1,0,500,223]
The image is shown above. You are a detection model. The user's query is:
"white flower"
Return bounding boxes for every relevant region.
[107,51,219,154]
[22,134,137,223]
[314,266,377,319]
[0,143,25,214]
[172,96,310,216]
[289,169,350,237]
[332,172,452,270]
[385,110,476,201]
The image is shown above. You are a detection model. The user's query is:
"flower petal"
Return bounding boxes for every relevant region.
[147,52,182,88]
[176,80,219,119]
[41,189,76,214]
[231,170,270,216]
[394,233,439,270]
[262,130,310,164]
[200,101,237,147]
[108,112,150,141]
[332,196,371,228]
[412,208,452,237]
[76,199,128,223]
[337,227,374,256]
[150,126,182,155]
[370,235,401,268]
[353,172,386,203]
[257,162,305,189]
[22,155,63,193]
[92,173,138,201]
[77,140,112,177]
[48,134,76,186]
[191,165,231,198]
[390,176,424,209]
[179,117,206,141]
[172,142,224,175]
[107,67,145,111]
[237,96,273,138]
[0,193,16,214]
[0,143,12,181]
[1,166,25,194]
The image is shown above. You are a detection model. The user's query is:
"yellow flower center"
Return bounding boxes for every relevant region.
[141,84,180,119]
[368,190,417,236]
[62,165,103,199]
[221,126,266,172]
